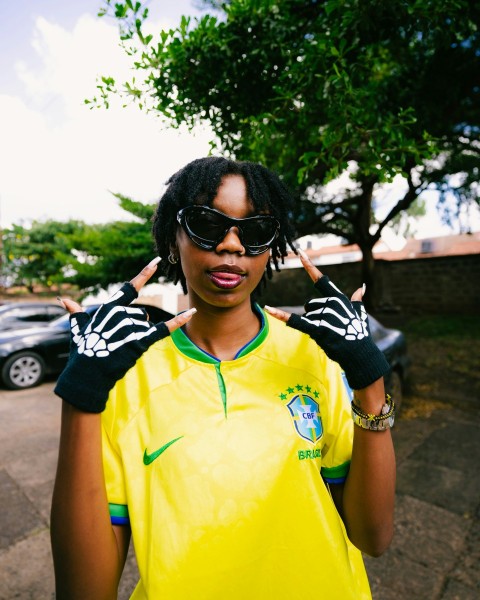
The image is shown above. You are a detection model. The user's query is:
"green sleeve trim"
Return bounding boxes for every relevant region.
[109,503,129,518]
[321,460,351,480]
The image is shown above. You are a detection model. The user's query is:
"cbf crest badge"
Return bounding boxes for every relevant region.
[286,392,323,443]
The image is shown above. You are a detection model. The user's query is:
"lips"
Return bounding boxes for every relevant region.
[208,265,246,290]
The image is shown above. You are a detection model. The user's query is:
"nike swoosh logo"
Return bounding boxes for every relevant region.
[143,436,183,466]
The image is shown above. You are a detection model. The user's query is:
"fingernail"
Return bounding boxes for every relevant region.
[264,305,276,313]
[185,307,197,316]
[298,249,309,261]
[147,256,161,268]
[362,283,366,296]
[56,296,67,309]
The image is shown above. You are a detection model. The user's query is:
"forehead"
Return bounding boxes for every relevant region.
[211,175,255,219]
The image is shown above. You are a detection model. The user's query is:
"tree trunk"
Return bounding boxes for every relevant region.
[358,243,376,312]
[353,177,378,312]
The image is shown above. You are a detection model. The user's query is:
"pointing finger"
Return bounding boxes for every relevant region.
[130,257,161,292]
[264,305,291,323]
[164,307,197,334]
[298,249,323,284]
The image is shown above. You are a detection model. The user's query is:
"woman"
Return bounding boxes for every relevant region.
[51,157,395,599]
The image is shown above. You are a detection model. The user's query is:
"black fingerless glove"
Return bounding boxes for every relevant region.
[54,282,169,413]
[287,276,390,390]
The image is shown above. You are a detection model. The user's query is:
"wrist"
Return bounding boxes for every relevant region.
[343,341,391,391]
[352,394,395,431]
[352,378,385,414]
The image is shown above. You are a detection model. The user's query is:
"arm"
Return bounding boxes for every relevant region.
[50,403,129,599]
[265,250,395,557]
[329,377,396,557]
[50,259,196,597]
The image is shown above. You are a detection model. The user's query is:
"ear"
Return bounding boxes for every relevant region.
[167,244,179,265]
[169,239,180,256]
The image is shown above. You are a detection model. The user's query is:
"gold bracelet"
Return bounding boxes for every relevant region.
[351,394,395,431]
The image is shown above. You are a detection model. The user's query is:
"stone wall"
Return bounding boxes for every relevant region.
[260,253,480,316]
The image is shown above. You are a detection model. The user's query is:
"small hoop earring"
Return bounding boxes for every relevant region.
[168,252,178,265]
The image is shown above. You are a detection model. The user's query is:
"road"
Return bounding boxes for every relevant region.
[0,382,479,599]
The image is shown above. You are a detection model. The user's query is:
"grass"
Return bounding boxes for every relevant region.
[403,315,480,339]
[395,314,480,418]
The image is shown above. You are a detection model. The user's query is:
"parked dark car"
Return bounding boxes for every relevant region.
[368,314,410,410]
[0,302,67,331]
[0,303,173,390]
[280,307,410,411]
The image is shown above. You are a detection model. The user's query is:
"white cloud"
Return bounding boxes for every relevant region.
[0,13,212,228]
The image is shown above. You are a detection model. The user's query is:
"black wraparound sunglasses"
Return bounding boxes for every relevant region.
[177,206,280,255]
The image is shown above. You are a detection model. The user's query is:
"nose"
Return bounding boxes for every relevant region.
[215,227,245,255]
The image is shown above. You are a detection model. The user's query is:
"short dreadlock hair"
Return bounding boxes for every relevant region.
[152,156,297,294]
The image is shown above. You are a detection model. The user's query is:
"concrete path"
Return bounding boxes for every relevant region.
[0,383,479,599]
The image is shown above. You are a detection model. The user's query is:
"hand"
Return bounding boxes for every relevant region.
[54,258,196,413]
[265,250,390,390]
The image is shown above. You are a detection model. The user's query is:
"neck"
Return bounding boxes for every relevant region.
[183,299,262,361]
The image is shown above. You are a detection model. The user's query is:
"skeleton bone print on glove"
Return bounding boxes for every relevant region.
[287,276,390,390]
[71,304,160,357]
[55,282,169,413]
[299,278,370,341]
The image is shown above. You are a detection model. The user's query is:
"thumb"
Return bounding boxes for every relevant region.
[57,297,83,314]
[264,305,291,323]
[350,283,366,302]
[164,307,197,334]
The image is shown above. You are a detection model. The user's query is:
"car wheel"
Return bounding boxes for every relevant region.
[387,369,403,414]
[1,352,46,390]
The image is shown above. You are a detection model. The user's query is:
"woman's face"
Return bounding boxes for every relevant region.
[176,174,271,310]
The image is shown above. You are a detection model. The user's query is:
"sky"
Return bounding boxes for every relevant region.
[0,0,212,227]
[0,0,478,240]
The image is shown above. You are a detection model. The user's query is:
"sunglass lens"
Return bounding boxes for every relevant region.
[241,220,277,247]
[186,210,225,243]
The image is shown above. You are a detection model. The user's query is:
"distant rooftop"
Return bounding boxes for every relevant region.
[284,232,480,268]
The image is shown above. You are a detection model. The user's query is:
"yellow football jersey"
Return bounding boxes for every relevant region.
[102,309,371,599]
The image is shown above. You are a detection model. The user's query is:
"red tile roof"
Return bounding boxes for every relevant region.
[286,233,480,265]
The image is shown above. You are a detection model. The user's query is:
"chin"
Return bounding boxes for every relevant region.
[191,287,253,310]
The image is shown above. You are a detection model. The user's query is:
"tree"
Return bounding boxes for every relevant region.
[1,196,157,295]
[1,221,86,292]
[92,0,480,308]
[68,200,156,292]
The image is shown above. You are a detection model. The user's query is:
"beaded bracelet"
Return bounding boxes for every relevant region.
[351,394,395,431]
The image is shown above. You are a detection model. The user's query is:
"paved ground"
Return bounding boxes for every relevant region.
[0,382,479,599]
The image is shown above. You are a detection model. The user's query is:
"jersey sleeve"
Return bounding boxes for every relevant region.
[319,357,354,484]
[100,348,162,528]
[101,388,129,526]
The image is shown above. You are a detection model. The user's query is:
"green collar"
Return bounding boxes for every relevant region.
[170,304,269,364]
